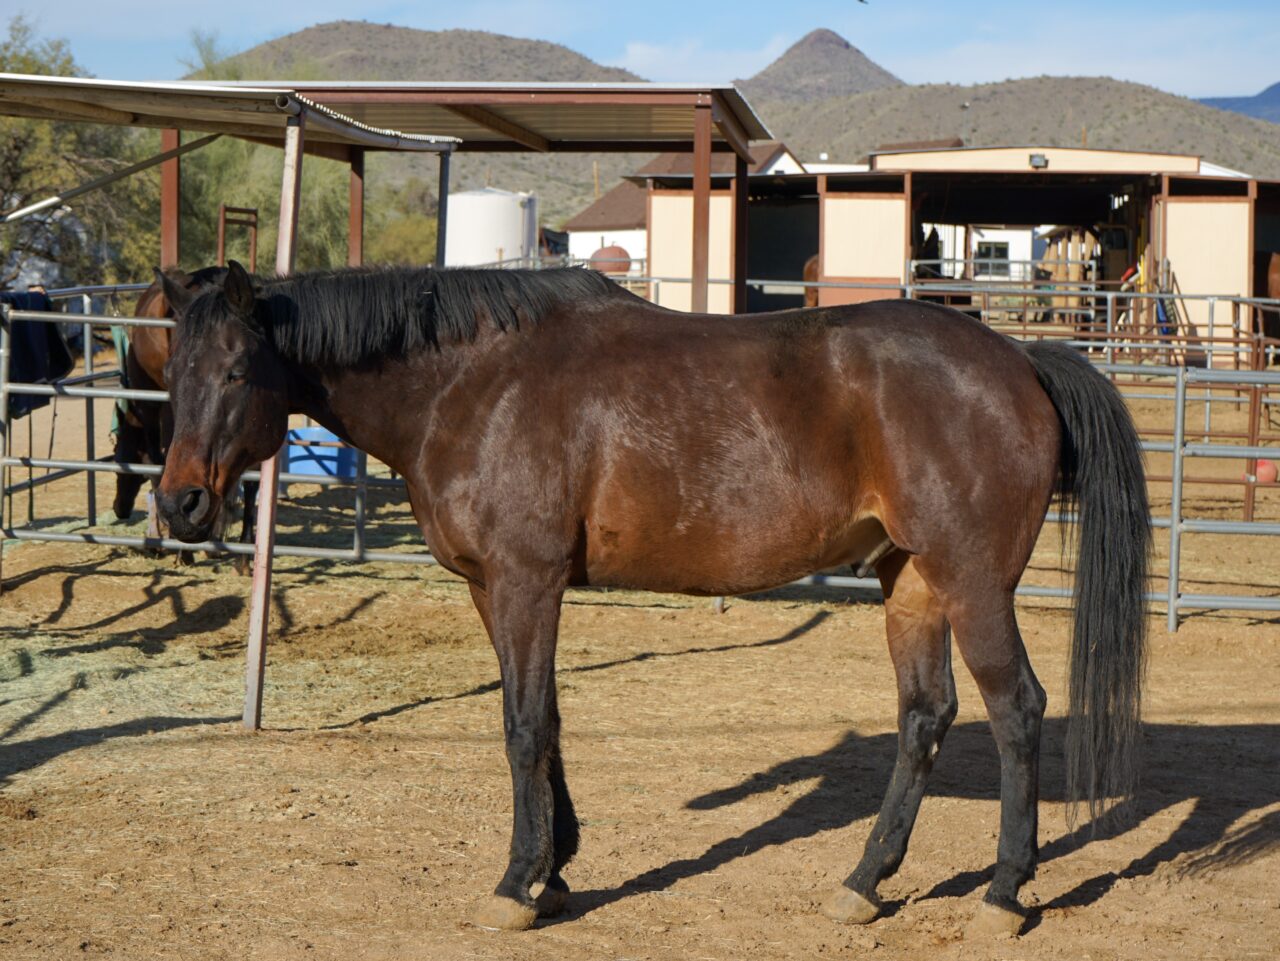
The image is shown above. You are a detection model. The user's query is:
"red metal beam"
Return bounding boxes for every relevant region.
[712,92,753,164]
[160,128,180,268]
[443,104,550,151]
[348,148,364,267]
[302,89,715,108]
[733,152,749,313]
[691,103,712,314]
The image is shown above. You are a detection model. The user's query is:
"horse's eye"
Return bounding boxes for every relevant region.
[226,369,247,384]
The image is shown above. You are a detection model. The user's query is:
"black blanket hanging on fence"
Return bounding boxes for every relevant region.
[1,290,73,419]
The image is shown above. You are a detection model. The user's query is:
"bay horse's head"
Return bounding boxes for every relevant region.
[155,260,288,542]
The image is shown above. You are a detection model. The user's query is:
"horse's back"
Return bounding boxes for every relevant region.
[536,298,1061,594]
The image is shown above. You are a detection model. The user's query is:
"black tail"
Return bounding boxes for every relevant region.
[1025,341,1151,828]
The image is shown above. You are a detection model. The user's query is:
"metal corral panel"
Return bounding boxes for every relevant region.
[648,193,733,312]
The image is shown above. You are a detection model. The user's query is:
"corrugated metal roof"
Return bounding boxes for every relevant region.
[226,81,772,152]
[0,74,457,152]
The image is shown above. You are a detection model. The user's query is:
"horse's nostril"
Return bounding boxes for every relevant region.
[180,486,210,522]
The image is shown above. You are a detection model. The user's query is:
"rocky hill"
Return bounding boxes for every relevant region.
[1201,82,1280,125]
[762,75,1280,179]
[222,20,641,83]
[736,29,901,102]
[210,23,1280,227]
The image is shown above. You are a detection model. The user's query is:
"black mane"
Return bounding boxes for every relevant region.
[184,265,628,366]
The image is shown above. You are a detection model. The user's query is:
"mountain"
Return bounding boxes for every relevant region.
[759,75,1280,179]
[737,29,901,102]
[222,20,641,83]
[1200,82,1280,124]
[206,23,1280,228]
[209,21,645,226]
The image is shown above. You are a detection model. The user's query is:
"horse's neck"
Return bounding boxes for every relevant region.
[287,352,445,478]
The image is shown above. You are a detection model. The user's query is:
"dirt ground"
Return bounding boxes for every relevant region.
[0,358,1277,961]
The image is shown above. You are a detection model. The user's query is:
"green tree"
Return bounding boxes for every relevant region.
[365,175,439,266]
[178,31,352,273]
[0,16,159,287]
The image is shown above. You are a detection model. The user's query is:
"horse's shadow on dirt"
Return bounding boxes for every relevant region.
[555,717,1280,924]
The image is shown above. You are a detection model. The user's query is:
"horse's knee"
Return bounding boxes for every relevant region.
[901,684,957,766]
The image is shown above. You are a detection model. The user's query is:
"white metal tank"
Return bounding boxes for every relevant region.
[443,188,538,267]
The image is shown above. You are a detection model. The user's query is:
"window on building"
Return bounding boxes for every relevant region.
[975,241,1010,277]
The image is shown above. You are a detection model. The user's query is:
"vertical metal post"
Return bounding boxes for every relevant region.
[0,306,10,591]
[732,152,748,314]
[1105,292,1116,374]
[160,128,181,267]
[1167,366,1186,633]
[348,149,364,268]
[435,151,451,268]
[353,449,368,561]
[216,202,227,265]
[690,102,712,313]
[244,114,304,732]
[83,317,96,527]
[1204,297,1215,441]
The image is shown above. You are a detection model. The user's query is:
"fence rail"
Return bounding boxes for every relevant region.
[2,279,1277,634]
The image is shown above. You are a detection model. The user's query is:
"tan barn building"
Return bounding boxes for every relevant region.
[636,144,1280,328]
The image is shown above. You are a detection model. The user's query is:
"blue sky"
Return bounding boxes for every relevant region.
[8,0,1279,98]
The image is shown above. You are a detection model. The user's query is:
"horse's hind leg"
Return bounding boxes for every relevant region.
[823,553,956,924]
[467,577,578,931]
[945,589,1046,937]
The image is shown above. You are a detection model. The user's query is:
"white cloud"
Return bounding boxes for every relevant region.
[609,34,792,82]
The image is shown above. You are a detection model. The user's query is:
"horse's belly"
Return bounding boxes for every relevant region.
[581,507,888,596]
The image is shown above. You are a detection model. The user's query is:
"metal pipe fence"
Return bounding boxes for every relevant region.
[2,283,1277,632]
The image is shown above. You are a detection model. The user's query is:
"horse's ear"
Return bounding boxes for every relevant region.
[223,260,258,324]
[154,267,195,315]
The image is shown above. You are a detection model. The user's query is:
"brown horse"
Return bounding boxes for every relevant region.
[113,266,256,559]
[154,262,1150,939]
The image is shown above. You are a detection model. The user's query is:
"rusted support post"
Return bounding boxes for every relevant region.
[160,128,181,268]
[244,114,305,732]
[691,102,712,313]
[348,149,364,267]
[732,152,748,314]
[216,202,227,265]
[436,151,451,268]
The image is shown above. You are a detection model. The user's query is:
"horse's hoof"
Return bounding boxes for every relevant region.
[470,894,537,931]
[533,878,569,918]
[820,885,881,925]
[966,900,1024,939]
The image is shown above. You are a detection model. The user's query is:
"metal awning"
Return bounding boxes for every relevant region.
[221,81,771,159]
[0,74,458,154]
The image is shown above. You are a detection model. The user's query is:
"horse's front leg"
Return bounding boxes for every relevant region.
[469,571,573,931]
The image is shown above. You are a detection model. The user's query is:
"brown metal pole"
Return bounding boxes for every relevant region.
[1244,335,1262,522]
[691,102,712,313]
[732,152,748,314]
[348,149,364,267]
[435,151,451,268]
[248,214,258,274]
[160,128,181,268]
[216,202,227,266]
[244,114,305,732]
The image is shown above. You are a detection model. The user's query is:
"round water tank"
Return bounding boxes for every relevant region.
[588,244,632,275]
[443,188,538,267]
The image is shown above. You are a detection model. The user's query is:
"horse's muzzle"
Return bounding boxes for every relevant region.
[157,484,218,543]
